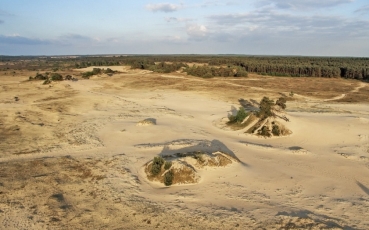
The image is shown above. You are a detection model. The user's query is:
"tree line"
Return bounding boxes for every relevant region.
[3,55,369,80]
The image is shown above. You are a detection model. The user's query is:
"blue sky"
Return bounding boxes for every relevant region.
[0,0,369,56]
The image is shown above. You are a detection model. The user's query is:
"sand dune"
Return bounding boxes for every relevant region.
[1,70,369,229]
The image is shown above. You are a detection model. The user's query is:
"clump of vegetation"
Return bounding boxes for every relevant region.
[104,68,115,74]
[81,67,118,79]
[226,96,291,137]
[164,170,174,186]
[145,156,177,186]
[257,97,275,119]
[289,91,294,97]
[29,73,48,81]
[228,107,248,124]
[151,156,165,176]
[164,161,172,170]
[258,125,271,137]
[29,72,68,84]
[50,73,63,81]
[272,122,281,136]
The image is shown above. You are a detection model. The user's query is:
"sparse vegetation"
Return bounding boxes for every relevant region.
[272,123,281,136]
[81,67,118,79]
[151,156,165,176]
[226,96,290,137]
[163,170,174,186]
[257,97,275,119]
[50,73,63,81]
[164,161,172,170]
[258,125,271,137]
[228,107,248,124]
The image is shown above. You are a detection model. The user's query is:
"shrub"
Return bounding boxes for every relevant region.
[151,156,165,176]
[82,71,94,79]
[92,68,102,75]
[272,124,281,136]
[258,97,274,118]
[50,73,63,81]
[104,68,115,74]
[228,107,248,123]
[164,170,174,186]
[34,73,47,80]
[258,125,271,137]
[164,161,172,170]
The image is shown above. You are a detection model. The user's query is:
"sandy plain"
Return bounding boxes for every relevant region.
[1,66,369,229]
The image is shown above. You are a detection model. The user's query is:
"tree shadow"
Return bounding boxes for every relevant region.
[238,98,259,111]
[356,181,369,196]
[250,99,260,107]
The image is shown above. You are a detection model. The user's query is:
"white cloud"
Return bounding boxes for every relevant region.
[208,9,369,37]
[260,0,353,10]
[146,3,182,13]
[186,24,208,40]
[165,17,193,23]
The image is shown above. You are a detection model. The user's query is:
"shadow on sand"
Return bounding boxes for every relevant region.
[158,139,248,167]
[356,181,369,196]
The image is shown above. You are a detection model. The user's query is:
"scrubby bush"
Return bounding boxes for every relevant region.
[258,125,271,137]
[92,68,102,75]
[50,73,63,81]
[104,68,115,74]
[82,71,94,79]
[164,170,174,186]
[257,97,274,119]
[151,156,165,176]
[272,124,281,136]
[34,73,48,80]
[164,161,172,170]
[228,107,248,123]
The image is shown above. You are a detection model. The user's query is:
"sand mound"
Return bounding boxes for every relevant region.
[144,151,239,186]
[224,97,293,137]
[136,118,156,126]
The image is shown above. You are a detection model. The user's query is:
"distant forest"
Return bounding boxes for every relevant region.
[1,55,368,80]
